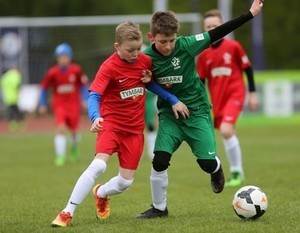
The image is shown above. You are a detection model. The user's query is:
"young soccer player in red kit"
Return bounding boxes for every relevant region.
[51,21,189,227]
[197,9,258,187]
[38,43,89,166]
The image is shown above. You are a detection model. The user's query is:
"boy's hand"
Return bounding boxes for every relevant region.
[38,106,47,115]
[141,69,152,83]
[172,101,190,119]
[250,0,264,17]
[90,117,104,133]
[248,92,259,111]
[81,101,88,111]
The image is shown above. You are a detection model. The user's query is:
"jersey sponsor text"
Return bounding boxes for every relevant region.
[157,76,183,84]
[211,67,232,78]
[57,84,74,94]
[120,87,144,99]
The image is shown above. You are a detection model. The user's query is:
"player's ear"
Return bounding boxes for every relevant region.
[114,42,120,51]
[147,32,155,42]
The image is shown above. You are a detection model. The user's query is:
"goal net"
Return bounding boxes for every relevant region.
[0,13,201,85]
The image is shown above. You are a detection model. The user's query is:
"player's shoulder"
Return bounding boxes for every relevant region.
[47,65,59,75]
[69,63,83,71]
[96,53,116,74]
[100,53,116,67]
[139,53,152,62]
[225,38,243,48]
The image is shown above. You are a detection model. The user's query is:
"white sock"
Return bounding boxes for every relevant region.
[150,168,168,211]
[147,131,156,159]
[97,174,133,198]
[54,134,66,156]
[62,159,107,216]
[223,135,244,176]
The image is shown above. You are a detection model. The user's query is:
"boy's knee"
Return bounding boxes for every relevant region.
[117,175,133,191]
[197,158,219,174]
[152,151,172,172]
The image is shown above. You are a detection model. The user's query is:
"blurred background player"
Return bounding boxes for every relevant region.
[142,44,158,160]
[197,9,258,187]
[145,90,157,160]
[0,67,24,132]
[38,43,89,166]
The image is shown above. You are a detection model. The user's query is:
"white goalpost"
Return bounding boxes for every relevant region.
[0,13,201,84]
[0,13,201,113]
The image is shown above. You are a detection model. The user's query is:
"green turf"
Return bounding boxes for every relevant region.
[0,116,299,233]
[255,70,300,84]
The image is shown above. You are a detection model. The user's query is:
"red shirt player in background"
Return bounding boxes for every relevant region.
[51,21,189,228]
[38,43,89,166]
[197,9,258,188]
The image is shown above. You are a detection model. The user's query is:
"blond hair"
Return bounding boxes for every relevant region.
[203,9,223,21]
[115,21,142,44]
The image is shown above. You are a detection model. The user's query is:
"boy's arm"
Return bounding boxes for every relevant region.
[39,88,48,107]
[80,85,89,102]
[208,0,264,43]
[88,91,104,133]
[88,91,101,122]
[146,81,189,119]
[146,81,179,105]
[244,66,255,92]
[244,66,258,111]
[80,84,89,111]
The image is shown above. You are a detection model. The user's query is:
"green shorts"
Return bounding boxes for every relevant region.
[154,109,217,160]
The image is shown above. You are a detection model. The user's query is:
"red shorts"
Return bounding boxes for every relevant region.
[96,130,144,170]
[54,106,80,132]
[213,98,244,129]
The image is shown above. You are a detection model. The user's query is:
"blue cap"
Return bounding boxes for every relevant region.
[55,43,73,57]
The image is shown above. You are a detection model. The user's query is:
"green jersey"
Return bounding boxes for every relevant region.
[144,32,211,114]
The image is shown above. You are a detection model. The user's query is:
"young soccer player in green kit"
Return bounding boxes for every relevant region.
[136,0,264,218]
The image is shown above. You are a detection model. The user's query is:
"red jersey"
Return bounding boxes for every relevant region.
[197,38,251,116]
[41,63,87,110]
[89,52,152,134]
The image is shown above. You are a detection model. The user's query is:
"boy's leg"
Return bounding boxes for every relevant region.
[51,159,107,227]
[145,91,157,159]
[54,133,67,166]
[54,110,68,166]
[136,114,179,219]
[186,112,224,193]
[93,172,133,220]
[135,155,170,219]
[68,114,81,163]
[223,134,245,187]
[70,133,80,163]
[220,101,245,187]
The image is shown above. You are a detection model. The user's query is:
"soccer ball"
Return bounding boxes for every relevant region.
[232,185,268,220]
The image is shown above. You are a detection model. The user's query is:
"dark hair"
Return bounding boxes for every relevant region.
[150,10,180,36]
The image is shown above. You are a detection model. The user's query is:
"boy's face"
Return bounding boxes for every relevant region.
[56,55,71,67]
[114,39,142,63]
[203,16,222,31]
[148,33,176,56]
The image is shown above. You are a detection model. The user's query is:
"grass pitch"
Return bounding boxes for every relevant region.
[0,115,299,233]
[255,69,300,84]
